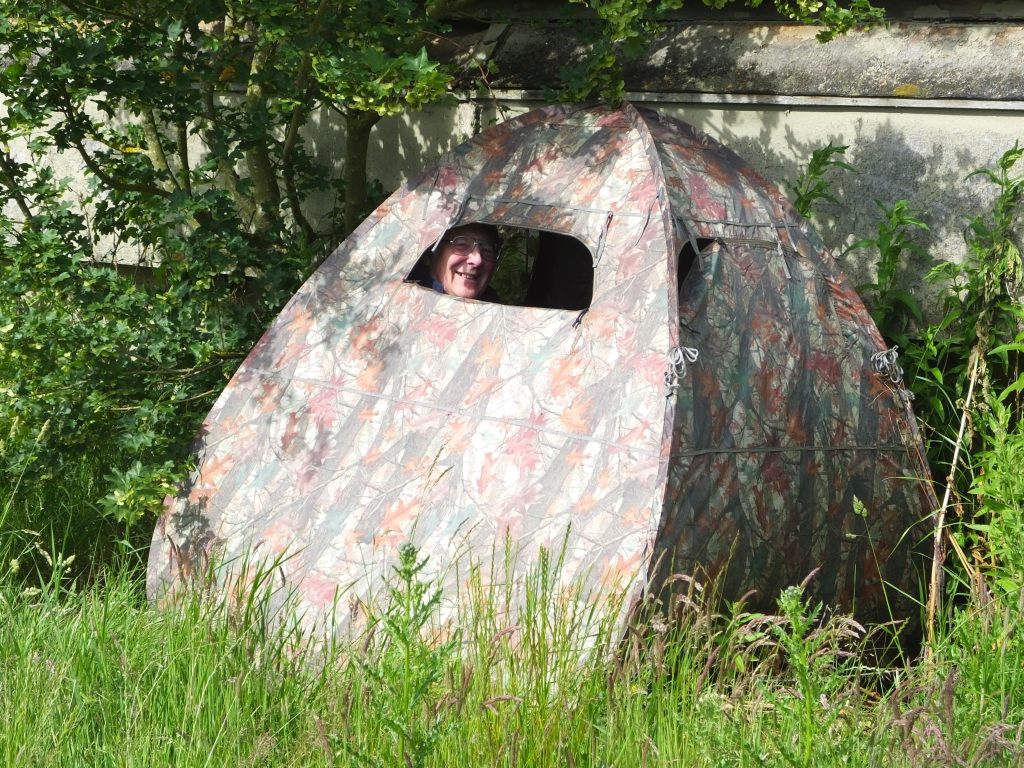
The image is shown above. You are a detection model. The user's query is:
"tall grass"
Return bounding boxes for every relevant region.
[0,420,136,588]
[1,571,313,766]
[3,535,1021,768]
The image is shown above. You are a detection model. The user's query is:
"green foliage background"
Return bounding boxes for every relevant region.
[0,0,461,529]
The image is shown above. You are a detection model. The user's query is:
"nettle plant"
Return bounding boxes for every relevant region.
[919,146,1024,438]
[919,147,1024,589]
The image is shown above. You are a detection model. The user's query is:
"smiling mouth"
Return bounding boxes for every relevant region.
[454,270,479,280]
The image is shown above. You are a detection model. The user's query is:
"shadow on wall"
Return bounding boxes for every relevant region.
[615,22,1018,298]
[658,102,1012,309]
[289,12,1017,319]
[769,117,1001,304]
[298,103,481,233]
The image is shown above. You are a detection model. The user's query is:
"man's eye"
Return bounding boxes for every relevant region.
[450,237,495,259]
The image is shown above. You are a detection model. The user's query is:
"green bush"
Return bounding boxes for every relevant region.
[0,166,312,526]
[906,146,1024,472]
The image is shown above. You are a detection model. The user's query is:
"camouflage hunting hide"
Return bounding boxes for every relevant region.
[148,103,936,636]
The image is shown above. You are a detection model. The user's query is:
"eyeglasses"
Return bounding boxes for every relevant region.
[445,236,499,262]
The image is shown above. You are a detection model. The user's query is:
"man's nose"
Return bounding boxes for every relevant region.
[465,247,483,265]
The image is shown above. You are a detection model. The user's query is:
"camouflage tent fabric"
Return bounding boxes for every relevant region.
[148,103,936,636]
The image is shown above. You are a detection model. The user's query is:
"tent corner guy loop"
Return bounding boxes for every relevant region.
[872,346,913,398]
[665,345,699,397]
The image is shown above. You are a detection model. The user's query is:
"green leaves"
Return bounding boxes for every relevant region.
[100,460,178,529]
[787,142,855,218]
[341,544,460,768]
[921,145,1024,441]
[0,1,427,526]
[776,0,887,42]
[850,198,930,346]
[0,136,302,524]
[315,45,453,117]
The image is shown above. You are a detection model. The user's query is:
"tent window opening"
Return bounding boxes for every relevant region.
[405,226,594,311]
[678,238,716,291]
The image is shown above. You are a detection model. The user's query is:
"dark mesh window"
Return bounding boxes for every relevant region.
[525,231,593,311]
[678,238,716,291]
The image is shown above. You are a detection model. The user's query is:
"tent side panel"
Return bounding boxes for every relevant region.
[656,237,932,626]
[149,104,676,636]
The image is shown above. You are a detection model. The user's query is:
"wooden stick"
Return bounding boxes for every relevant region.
[926,350,981,647]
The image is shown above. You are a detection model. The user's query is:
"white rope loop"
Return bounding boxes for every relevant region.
[665,345,700,396]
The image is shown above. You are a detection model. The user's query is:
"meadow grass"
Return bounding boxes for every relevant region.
[2,454,1022,767]
[2,527,1021,768]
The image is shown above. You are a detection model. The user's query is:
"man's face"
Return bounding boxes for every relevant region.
[430,224,498,299]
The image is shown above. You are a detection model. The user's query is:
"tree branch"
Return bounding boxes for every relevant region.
[56,0,153,26]
[343,109,382,235]
[242,25,282,233]
[0,150,37,225]
[57,92,168,198]
[200,84,256,223]
[141,108,182,193]
[281,0,333,242]
[70,133,169,198]
[176,119,192,196]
